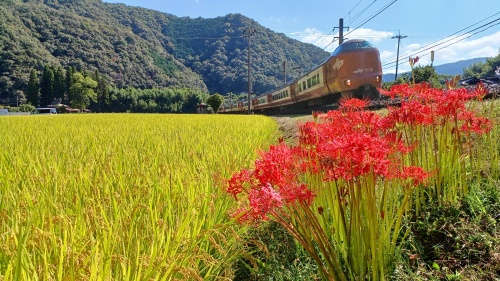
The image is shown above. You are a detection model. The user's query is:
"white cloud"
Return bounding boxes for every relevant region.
[404,43,421,52]
[380,50,394,61]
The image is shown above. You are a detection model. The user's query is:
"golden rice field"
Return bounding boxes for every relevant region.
[0,114,279,280]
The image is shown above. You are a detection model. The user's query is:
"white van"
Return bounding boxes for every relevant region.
[31,108,57,114]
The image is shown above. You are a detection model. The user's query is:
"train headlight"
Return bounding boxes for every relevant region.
[376,76,381,82]
[344,79,351,86]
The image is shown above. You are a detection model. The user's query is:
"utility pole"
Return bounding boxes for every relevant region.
[430,50,435,68]
[283,60,287,84]
[243,27,257,114]
[391,31,407,81]
[334,18,349,45]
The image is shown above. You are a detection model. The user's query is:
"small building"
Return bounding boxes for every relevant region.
[196,103,208,114]
[47,98,64,108]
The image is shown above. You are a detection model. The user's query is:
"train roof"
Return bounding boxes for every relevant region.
[331,39,376,56]
[342,39,368,44]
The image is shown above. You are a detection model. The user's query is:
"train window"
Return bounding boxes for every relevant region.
[332,40,374,56]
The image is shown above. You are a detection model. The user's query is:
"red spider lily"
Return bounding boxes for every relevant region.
[254,143,298,187]
[312,111,324,121]
[322,110,384,133]
[382,100,434,126]
[472,82,488,100]
[247,183,283,221]
[311,131,392,180]
[398,166,430,186]
[338,97,369,112]
[379,83,415,99]
[409,56,419,67]
[434,88,473,118]
[227,169,252,200]
[280,182,316,205]
[458,110,493,134]
[445,75,461,90]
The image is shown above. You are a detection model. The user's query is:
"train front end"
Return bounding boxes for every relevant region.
[325,39,383,99]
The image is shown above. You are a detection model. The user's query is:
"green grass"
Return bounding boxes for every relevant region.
[0,114,278,280]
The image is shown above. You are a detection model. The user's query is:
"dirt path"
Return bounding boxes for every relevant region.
[271,115,313,145]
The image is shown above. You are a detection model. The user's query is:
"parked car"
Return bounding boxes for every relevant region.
[31,108,57,114]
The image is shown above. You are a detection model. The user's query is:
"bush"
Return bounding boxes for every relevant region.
[19,104,35,112]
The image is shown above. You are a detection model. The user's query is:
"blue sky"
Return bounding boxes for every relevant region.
[103,0,500,74]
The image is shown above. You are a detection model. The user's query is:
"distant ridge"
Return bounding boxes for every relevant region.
[383,57,489,82]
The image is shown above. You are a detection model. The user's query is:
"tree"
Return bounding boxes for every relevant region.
[462,54,500,78]
[395,65,443,88]
[93,70,110,112]
[40,65,55,107]
[483,54,500,77]
[206,93,224,113]
[69,72,97,111]
[26,69,39,106]
[181,92,204,113]
[53,66,65,101]
[65,66,75,104]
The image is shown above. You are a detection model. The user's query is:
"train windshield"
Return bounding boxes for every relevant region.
[331,40,375,56]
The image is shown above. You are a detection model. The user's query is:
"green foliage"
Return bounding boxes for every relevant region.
[26,69,39,106]
[233,221,319,281]
[40,65,55,107]
[462,54,500,78]
[19,103,35,112]
[53,66,65,100]
[383,67,454,89]
[401,65,440,87]
[206,93,224,113]
[69,72,97,110]
[107,87,207,113]
[393,181,500,280]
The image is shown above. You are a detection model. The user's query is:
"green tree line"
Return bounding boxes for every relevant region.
[26,65,208,113]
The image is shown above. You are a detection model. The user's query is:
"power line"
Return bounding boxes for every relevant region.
[321,0,397,51]
[382,16,500,70]
[346,0,377,27]
[343,0,397,39]
[344,0,365,21]
[382,11,500,69]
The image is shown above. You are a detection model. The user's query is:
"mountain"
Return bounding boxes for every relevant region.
[0,0,329,103]
[382,57,489,83]
[434,57,489,75]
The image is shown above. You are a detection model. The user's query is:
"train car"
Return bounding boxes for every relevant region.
[224,39,382,113]
[323,39,382,99]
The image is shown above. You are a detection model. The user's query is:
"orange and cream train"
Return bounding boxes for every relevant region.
[221,39,383,113]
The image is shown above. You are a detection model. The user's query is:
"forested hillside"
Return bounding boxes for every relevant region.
[0,0,330,106]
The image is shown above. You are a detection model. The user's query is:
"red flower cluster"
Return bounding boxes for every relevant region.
[380,83,492,135]
[225,83,491,223]
[338,97,369,112]
[226,143,315,222]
